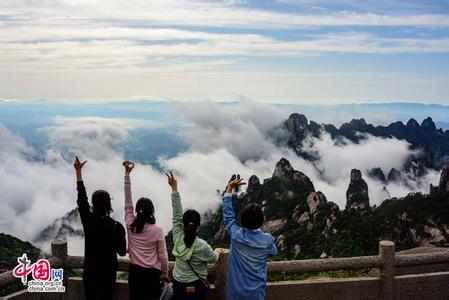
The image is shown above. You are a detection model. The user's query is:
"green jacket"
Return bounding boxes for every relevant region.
[171,191,218,282]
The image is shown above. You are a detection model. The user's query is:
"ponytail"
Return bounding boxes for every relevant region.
[131,198,156,234]
[183,209,201,248]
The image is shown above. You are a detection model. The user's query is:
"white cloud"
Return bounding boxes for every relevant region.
[2,0,449,28]
[0,1,448,102]
[173,100,291,161]
[41,116,141,159]
[0,101,442,255]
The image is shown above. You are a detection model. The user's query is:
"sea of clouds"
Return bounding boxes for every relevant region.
[0,100,440,255]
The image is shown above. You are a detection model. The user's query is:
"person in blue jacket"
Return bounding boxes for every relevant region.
[222,175,277,300]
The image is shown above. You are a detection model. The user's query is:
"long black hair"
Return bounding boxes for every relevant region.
[131,197,156,234]
[92,190,112,216]
[183,209,201,248]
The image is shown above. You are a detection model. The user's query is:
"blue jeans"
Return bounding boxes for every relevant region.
[172,279,206,300]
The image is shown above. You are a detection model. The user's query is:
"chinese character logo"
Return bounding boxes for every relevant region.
[12,254,32,285]
[12,253,65,293]
[33,259,50,281]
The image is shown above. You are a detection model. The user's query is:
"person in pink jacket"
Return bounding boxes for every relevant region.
[123,161,169,300]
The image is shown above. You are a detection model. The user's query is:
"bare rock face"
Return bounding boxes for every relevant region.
[306,192,326,215]
[273,158,315,190]
[346,169,370,210]
[246,175,262,194]
[214,222,228,241]
[321,204,339,238]
[368,167,386,182]
[35,208,83,244]
[275,234,286,251]
[285,113,308,135]
[262,219,287,235]
[350,169,363,181]
[293,244,301,258]
[430,164,449,194]
[273,157,295,179]
[387,168,401,182]
[423,225,445,244]
[439,164,449,193]
[292,209,310,224]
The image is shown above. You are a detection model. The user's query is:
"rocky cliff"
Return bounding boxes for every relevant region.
[430,164,449,194]
[200,158,449,260]
[346,169,370,210]
[34,208,83,245]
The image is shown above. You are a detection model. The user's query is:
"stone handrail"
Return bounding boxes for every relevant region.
[2,240,449,300]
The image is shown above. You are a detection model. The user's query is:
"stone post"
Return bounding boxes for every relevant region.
[52,240,68,263]
[214,249,229,300]
[51,239,68,295]
[379,240,395,300]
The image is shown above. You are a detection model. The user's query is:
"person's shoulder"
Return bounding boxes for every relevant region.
[110,218,125,230]
[258,231,275,243]
[152,224,164,235]
[194,237,211,248]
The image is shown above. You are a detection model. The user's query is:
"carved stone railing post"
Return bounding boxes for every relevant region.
[379,240,395,300]
[214,249,229,300]
[51,240,68,290]
[52,240,68,263]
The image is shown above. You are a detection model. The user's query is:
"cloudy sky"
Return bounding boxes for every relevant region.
[1,0,449,103]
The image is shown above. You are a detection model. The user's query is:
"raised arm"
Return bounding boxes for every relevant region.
[222,193,238,239]
[166,172,183,240]
[223,175,246,239]
[197,241,219,263]
[123,161,135,227]
[74,156,90,223]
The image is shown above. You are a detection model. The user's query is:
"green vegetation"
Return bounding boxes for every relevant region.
[199,175,449,261]
[0,233,41,268]
[0,233,42,297]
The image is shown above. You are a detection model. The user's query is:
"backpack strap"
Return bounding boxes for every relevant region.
[186,260,210,289]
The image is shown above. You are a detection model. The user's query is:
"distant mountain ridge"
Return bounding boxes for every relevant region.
[284,113,449,176]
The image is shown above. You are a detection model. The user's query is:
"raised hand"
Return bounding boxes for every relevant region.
[214,247,225,255]
[74,156,87,181]
[123,161,135,173]
[74,156,87,171]
[165,171,177,192]
[226,174,246,193]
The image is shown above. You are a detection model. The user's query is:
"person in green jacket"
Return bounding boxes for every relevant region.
[166,171,222,300]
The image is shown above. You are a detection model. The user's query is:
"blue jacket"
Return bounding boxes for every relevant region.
[222,193,277,300]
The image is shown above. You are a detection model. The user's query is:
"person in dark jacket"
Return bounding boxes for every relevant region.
[74,156,127,300]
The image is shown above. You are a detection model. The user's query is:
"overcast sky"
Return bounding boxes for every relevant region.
[1,0,448,104]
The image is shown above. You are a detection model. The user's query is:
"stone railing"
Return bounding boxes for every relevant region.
[2,240,449,300]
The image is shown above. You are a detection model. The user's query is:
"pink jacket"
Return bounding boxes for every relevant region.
[124,172,169,278]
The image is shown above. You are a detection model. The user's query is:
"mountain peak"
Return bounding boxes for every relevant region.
[349,118,367,128]
[421,117,436,131]
[438,164,449,193]
[247,175,262,194]
[406,118,420,128]
[285,113,308,133]
[273,158,295,179]
[272,158,315,190]
[346,169,370,210]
